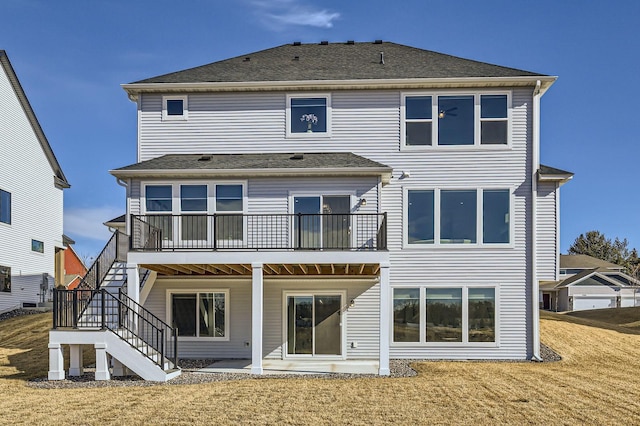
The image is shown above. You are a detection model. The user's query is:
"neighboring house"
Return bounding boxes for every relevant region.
[63,242,88,290]
[540,254,640,311]
[49,41,572,381]
[0,50,69,312]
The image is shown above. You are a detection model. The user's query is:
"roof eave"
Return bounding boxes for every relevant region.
[110,167,393,184]
[0,51,70,188]
[538,174,573,187]
[122,76,557,100]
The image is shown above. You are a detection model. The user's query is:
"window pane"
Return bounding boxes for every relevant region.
[406,96,432,119]
[483,190,510,243]
[426,288,462,342]
[481,121,507,145]
[408,190,434,244]
[294,197,321,248]
[181,185,207,212]
[181,215,207,241]
[199,293,215,337]
[406,122,432,146]
[393,288,420,342]
[0,190,10,224]
[291,98,327,133]
[216,185,243,212]
[166,99,183,116]
[172,294,196,336]
[481,95,507,118]
[215,215,243,242]
[440,190,476,244]
[146,185,172,212]
[214,293,226,337]
[468,288,495,342]
[438,96,474,145]
[148,215,173,241]
[0,265,10,293]
[31,240,44,253]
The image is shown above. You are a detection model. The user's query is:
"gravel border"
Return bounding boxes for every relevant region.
[0,308,47,322]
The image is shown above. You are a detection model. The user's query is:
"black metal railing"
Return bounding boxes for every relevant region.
[52,288,178,371]
[130,213,387,251]
[77,231,127,291]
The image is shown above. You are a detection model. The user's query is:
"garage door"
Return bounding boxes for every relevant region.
[573,297,615,311]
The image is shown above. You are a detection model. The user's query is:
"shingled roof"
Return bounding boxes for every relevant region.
[111,152,392,182]
[131,41,547,84]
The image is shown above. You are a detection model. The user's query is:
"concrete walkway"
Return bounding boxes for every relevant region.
[195,359,379,375]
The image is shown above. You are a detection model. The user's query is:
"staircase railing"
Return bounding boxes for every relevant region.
[78,231,126,291]
[52,287,178,371]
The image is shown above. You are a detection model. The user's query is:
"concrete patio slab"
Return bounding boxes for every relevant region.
[195,359,379,375]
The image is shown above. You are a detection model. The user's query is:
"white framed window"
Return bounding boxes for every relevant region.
[0,265,10,293]
[404,187,512,247]
[162,95,188,121]
[392,286,497,345]
[167,289,229,341]
[286,94,331,138]
[141,181,247,244]
[401,91,511,148]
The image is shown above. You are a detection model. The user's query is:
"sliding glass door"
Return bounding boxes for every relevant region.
[286,293,343,357]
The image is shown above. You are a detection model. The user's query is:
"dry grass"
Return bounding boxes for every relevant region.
[2,310,640,425]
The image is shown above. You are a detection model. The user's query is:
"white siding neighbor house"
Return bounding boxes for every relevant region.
[540,254,640,311]
[0,51,69,312]
[49,41,572,381]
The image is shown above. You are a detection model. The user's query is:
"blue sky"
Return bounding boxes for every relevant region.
[1,0,639,258]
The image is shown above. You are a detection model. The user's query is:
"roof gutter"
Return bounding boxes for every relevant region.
[109,167,393,184]
[531,80,542,362]
[122,76,557,100]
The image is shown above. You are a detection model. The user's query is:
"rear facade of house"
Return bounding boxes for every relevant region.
[49,41,571,381]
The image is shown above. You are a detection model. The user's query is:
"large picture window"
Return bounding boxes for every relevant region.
[145,185,173,240]
[0,189,10,225]
[180,185,207,241]
[392,286,496,344]
[402,92,509,148]
[170,291,228,339]
[287,95,330,136]
[405,188,511,246]
[215,184,244,244]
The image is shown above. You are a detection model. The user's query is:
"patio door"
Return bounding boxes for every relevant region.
[293,195,351,249]
[286,293,344,357]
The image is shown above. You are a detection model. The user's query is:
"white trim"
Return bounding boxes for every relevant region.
[285,93,332,138]
[531,81,541,361]
[400,90,512,150]
[165,289,230,341]
[122,76,557,100]
[162,95,188,121]
[282,290,347,360]
[402,186,515,249]
[391,284,499,347]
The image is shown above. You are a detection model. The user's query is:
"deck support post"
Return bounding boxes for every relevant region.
[378,262,391,376]
[251,262,264,375]
[94,343,111,381]
[69,344,84,376]
[48,343,65,380]
[126,263,140,332]
[112,358,129,377]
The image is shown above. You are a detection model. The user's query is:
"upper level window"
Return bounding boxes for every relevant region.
[146,185,172,212]
[162,96,188,121]
[405,188,511,246]
[0,265,10,292]
[287,95,330,137]
[31,240,44,253]
[0,189,10,224]
[402,92,510,148]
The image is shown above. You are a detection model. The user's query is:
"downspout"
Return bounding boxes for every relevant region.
[531,80,542,361]
[116,178,130,236]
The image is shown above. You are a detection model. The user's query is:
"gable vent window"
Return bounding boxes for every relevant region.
[163,96,188,121]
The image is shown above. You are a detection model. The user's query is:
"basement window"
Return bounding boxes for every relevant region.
[0,265,10,292]
[169,291,229,340]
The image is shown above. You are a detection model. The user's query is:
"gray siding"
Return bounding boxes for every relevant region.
[142,276,379,360]
[136,87,539,360]
[537,182,558,281]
